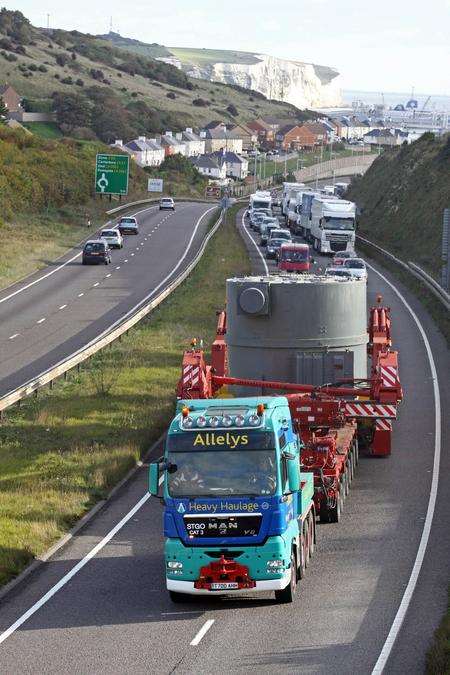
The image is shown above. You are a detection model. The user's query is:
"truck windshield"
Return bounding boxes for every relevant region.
[323,217,355,230]
[252,200,271,210]
[168,450,276,497]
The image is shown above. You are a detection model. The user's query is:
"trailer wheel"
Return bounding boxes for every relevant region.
[354,439,359,465]
[275,548,297,603]
[307,512,315,556]
[169,591,192,604]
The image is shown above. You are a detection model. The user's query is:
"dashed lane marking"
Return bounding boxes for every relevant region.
[93,283,99,287]
[37,318,46,324]
[8,333,19,340]
[78,293,84,297]
[106,273,111,278]
[190,620,215,646]
[59,304,67,310]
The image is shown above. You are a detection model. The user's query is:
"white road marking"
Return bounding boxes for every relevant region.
[0,493,151,646]
[131,253,135,257]
[0,204,159,306]
[59,304,67,310]
[124,259,128,263]
[116,266,121,270]
[369,262,441,674]
[78,293,84,297]
[37,318,46,324]
[240,212,269,275]
[93,283,99,287]
[106,273,111,278]
[190,620,215,646]
[8,333,19,340]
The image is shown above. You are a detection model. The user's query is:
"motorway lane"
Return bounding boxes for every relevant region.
[0,207,447,673]
[0,202,217,396]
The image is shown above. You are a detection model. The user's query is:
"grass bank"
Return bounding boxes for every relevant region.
[22,122,63,139]
[0,207,250,587]
[426,590,450,674]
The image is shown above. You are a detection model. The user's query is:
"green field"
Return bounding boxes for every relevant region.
[22,122,63,139]
[0,206,251,587]
[168,47,261,68]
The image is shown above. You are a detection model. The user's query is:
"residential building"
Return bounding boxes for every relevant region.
[260,115,283,133]
[191,154,227,180]
[302,121,330,144]
[203,120,226,131]
[179,128,205,157]
[339,116,372,141]
[113,137,164,167]
[363,128,409,146]
[211,150,249,179]
[247,119,275,145]
[0,84,21,114]
[276,123,316,150]
[158,131,187,156]
[226,123,257,150]
[200,128,243,154]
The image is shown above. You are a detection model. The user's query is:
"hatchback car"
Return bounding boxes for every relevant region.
[100,228,123,249]
[343,258,367,280]
[332,250,356,266]
[160,197,175,211]
[260,222,280,246]
[118,216,139,235]
[266,237,288,259]
[325,267,353,279]
[82,240,111,265]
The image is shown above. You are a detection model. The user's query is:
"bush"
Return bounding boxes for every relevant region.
[61,76,73,85]
[75,78,84,87]
[55,53,69,67]
[166,92,176,99]
[54,73,60,79]
[0,37,13,50]
[192,98,209,107]
[1,51,17,62]
[89,68,104,81]
[27,63,37,71]
[38,64,48,72]
[14,45,26,55]
[227,104,238,116]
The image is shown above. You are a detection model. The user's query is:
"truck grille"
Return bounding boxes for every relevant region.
[325,233,350,242]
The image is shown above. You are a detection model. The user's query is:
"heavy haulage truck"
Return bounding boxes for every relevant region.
[149,274,403,603]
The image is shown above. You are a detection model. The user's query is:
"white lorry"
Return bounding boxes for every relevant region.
[287,188,315,234]
[249,191,272,215]
[299,190,322,240]
[310,197,356,254]
[281,182,304,217]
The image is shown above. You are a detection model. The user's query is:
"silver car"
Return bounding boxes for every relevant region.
[343,258,368,280]
[100,228,123,249]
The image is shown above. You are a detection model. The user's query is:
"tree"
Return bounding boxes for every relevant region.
[53,92,91,132]
[0,98,8,124]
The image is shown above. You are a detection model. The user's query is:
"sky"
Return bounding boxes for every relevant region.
[5,0,450,95]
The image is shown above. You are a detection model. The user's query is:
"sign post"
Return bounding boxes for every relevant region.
[148,178,164,192]
[95,154,129,196]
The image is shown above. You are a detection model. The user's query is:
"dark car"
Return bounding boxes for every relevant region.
[82,240,111,265]
[118,216,139,235]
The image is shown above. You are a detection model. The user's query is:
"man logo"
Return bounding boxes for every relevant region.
[177,503,186,514]
[261,502,270,510]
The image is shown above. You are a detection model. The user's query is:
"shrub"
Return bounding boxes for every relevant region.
[227,104,238,116]
[89,68,104,81]
[61,76,73,85]
[1,51,17,62]
[38,64,48,72]
[27,63,37,71]
[0,37,13,50]
[71,51,76,60]
[166,92,176,99]
[192,98,208,107]
[15,45,26,55]
[75,78,84,87]
[55,53,69,67]
[54,73,60,79]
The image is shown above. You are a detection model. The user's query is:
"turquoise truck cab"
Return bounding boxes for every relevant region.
[149,396,315,603]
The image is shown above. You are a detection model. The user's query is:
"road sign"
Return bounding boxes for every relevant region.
[95,154,129,196]
[148,178,163,192]
[205,185,221,199]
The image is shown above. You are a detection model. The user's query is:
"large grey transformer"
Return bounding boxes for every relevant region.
[226,275,368,394]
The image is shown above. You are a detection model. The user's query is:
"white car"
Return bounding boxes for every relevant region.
[100,228,123,249]
[325,267,353,279]
[343,258,367,280]
[160,197,175,211]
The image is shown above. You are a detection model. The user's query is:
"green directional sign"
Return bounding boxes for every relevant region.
[95,153,129,195]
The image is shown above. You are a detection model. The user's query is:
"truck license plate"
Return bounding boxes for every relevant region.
[210,582,238,590]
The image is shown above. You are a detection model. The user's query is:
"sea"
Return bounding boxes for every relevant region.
[342,90,450,111]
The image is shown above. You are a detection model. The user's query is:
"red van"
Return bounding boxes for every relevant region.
[278,243,312,273]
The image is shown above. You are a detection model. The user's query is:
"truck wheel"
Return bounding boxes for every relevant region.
[328,492,342,523]
[274,549,297,603]
[308,512,315,556]
[169,591,192,604]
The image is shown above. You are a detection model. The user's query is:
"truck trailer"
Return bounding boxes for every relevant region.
[310,197,356,254]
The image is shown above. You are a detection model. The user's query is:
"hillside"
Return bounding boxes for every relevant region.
[0,10,313,143]
[101,33,342,109]
[347,133,450,277]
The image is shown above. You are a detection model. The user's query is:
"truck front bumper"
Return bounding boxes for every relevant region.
[167,571,291,595]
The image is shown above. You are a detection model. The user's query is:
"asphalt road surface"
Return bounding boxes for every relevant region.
[0,201,217,397]
[0,201,447,674]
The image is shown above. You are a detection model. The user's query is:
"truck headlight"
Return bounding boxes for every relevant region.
[167,561,183,569]
[182,416,194,429]
[267,560,285,570]
[248,414,260,426]
[235,414,245,427]
[222,415,233,427]
[196,416,207,428]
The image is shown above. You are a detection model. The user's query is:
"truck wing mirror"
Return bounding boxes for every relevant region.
[287,458,300,493]
[149,462,160,496]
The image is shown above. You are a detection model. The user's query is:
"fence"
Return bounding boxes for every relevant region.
[295,154,377,182]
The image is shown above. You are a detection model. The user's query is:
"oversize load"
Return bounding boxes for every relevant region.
[95,154,129,195]
[168,431,274,452]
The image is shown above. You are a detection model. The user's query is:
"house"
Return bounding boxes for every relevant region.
[339,116,372,141]
[179,128,205,157]
[247,119,275,145]
[226,123,257,151]
[0,84,21,114]
[113,137,164,167]
[302,121,330,144]
[203,120,226,131]
[211,150,249,179]
[158,131,187,157]
[363,128,409,146]
[276,123,316,150]
[260,115,283,133]
[199,128,243,154]
[191,154,227,180]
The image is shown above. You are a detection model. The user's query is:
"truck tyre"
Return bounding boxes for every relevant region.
[327,491,342,523]
[275,549,297,604]
[169,591,191,604]
[307,512,315,556]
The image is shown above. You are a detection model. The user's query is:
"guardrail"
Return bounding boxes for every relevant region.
[106,196,218,216]
[357,234,450,311]
[0,208,222,416]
